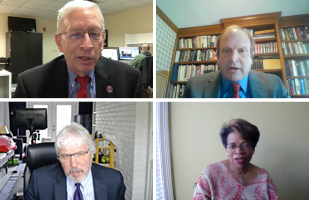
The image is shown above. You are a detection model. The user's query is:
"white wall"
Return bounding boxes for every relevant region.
[169,102,309,200]
[94,102,152,200]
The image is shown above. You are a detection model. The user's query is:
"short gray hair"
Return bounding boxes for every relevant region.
[55,122,95,155]
[57,0,105,33]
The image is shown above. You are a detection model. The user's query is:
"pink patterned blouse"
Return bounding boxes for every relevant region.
[193,161,279,200]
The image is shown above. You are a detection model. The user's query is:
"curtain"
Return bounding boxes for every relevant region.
[156,102,174,200]
[0,102,10,130]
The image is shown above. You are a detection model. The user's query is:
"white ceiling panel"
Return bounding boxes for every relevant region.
[0,0,153,19]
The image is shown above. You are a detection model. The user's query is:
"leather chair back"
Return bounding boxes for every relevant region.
[24,142,58,193]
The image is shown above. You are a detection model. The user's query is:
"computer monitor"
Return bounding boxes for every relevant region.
[118,47,140,61]
[13,108,47,130]
[101,47,118,60]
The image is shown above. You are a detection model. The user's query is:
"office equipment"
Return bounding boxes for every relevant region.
[101,47,118,60]
[8,16,36,33]
[118,47,140,61]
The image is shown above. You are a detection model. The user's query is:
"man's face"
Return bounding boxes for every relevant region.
[59,143,93,183]
[55,8,104,77]
[141,44,149,52]
[217,29,252,82]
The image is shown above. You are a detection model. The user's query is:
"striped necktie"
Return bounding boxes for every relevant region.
[231,83,240,98]
[73,183,83,200]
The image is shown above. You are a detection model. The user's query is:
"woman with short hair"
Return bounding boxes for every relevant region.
[193,119,279,200]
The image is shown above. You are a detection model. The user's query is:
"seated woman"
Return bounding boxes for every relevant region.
[193,119,279,200]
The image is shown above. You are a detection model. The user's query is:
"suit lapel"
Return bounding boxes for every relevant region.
[203,71,221,98]
[53,168,67,200]
[95,57,114,98]
[49,57,69,97]
[92,165,108,200]
[248,71,268,98]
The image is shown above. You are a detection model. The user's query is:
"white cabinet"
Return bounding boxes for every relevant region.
[0,70,11,98]
[125,32,153,47]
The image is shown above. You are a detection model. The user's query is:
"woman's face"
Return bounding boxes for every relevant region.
[226,130,254,169]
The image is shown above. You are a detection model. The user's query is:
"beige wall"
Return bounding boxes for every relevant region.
[105,5,153,55]
[169,102,309,200]
[0,13,58,64]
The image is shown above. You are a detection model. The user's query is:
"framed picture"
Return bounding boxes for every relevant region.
[104,30,108,47]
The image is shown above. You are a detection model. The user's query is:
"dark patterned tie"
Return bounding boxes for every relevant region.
[73,183,83,200]
[231,83,241,98]
[76,76,89,98]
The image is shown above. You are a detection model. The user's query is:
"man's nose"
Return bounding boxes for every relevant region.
[80,33,93,49]
[229,50,239,63]
[69,155,78,167]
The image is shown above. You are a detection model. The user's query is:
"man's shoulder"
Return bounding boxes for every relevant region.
[249,70,281,82]
[99,56,140,74]
[92,163,122,175]
[188,71,220,84]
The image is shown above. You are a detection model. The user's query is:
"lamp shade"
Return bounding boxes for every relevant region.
[0,125,9,134]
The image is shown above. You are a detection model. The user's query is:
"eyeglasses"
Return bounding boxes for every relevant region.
[58,148,90,162]
[227,143,251,150]
[58,29,104,41]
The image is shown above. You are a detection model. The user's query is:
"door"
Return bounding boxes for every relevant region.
[27,102,78,143]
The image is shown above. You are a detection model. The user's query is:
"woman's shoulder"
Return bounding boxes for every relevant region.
[203,161,226,173]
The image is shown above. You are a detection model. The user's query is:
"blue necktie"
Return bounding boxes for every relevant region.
[74,183,83,200]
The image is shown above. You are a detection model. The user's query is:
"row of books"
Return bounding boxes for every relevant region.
[171,64,218,81]
[247,29,276,39]
[174,49,217,62]
[167,84,185,98]
[284,60,309,76]
[178,35,218,48]
[252,59,281,70]
[254,42,278,54]
[282,42,309,55]
[287,78,309,95]
[279,26,309,40]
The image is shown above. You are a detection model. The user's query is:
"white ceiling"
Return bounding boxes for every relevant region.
[157,0,309,29]
[0,0,152,19]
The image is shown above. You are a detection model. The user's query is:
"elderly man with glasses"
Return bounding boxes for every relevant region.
[15,0,145,98]
[25,123,125,200]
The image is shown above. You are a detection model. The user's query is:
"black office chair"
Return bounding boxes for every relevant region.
[139,56,153,97]
[24,142,58,194]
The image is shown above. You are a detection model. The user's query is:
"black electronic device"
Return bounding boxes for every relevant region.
[8,16,36,33]
[13,108,47,144]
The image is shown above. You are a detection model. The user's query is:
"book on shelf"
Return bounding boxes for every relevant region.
[167,84,185,98]
[254,42,278,54]
[279,26,309,40]
[178,35,218,48]
[284,60,309,76]
[174,49,217,62]
[287,78,309,95]
[282,42,309,55]
[252,59,281,70]
[171,64,219,81]
[253,29,275,39]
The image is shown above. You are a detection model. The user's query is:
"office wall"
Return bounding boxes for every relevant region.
[104,5,153,55]
[0,13,58,64]
[169,102,309,200]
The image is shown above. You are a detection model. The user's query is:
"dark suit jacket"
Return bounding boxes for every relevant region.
[182,70,289,98]
[24,162,125,200]
[15,55,145,98]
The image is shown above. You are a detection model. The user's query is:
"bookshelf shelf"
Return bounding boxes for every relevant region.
[255,69,282,73]
[254,37,277,43]
[283,54,309,59]
[253,53,279,57]
[287,76,309,79]
[291,95,309,98]
[175,60,217,65]
[171,81,188,84]
[177,47,217,51]
[282,39,309,42]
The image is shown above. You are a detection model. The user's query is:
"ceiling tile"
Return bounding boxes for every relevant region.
[0,4,19,11]
[26,0,54,5]
[0,0,25,7]
[103,0,131,5]
[46,1,66,9]
[43,12,59,19]
[101,9,120,16]
[40,6,59,12]
[98,2,116,9]
[136,0,152,4]
[0,9,13,14]
[12,7,36,15]
[22,2,44,9]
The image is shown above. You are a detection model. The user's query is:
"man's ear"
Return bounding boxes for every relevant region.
[55,33,63,52]
[101,33,105,51]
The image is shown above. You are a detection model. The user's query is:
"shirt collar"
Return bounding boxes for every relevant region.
[221,74,249,93]
[67,169,92,189]
[67,67,95,87]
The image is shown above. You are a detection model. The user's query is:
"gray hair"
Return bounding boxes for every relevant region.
[55,122,95,155]
[57,0,105,33]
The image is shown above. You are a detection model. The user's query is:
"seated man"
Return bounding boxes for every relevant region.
[15,0,144,98]
[182,25,289,98]
[24,123,125,200]
[128,43,152,69]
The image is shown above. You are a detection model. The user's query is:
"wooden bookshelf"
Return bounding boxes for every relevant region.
[279,14,309,97]
[165,12,309,98]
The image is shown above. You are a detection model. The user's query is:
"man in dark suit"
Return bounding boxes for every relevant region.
[25,123,125,200]
[183,25,289,98]
[15,0,144,98]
